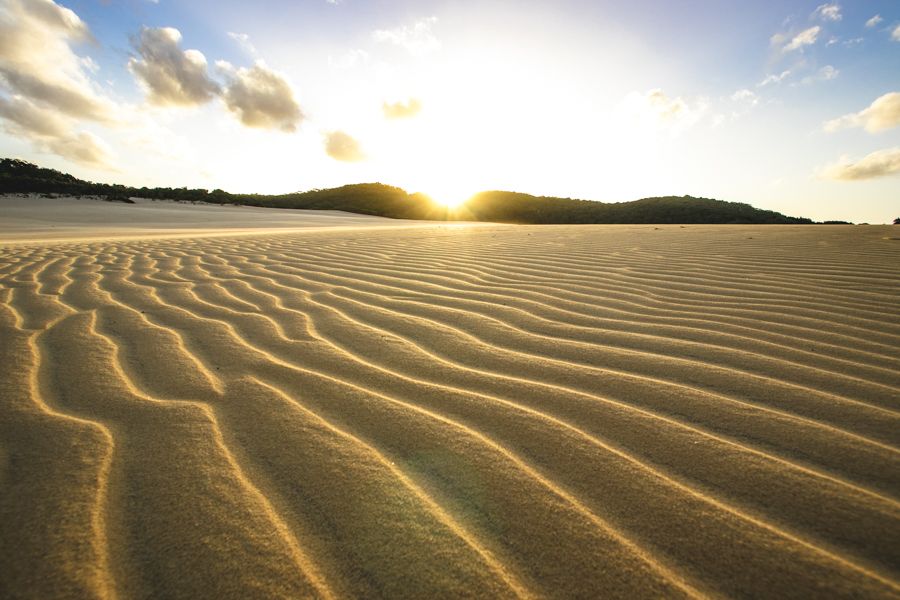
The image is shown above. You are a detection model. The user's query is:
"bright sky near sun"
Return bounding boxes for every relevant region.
[0,0,898,221]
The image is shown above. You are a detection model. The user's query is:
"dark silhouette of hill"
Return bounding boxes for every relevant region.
[1,157,816,224]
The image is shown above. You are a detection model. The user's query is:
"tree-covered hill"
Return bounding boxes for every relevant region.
[1,158,816,224]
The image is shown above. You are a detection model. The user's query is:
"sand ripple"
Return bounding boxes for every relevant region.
[1,224,898,599]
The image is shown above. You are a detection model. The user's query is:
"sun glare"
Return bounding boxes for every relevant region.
[431,191,470,208]
[420,178,476,209]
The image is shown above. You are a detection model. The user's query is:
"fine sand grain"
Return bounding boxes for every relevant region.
[1,197,898,599]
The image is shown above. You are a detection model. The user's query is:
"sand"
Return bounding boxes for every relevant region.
[1,195,898,599]
[0,194,430,242]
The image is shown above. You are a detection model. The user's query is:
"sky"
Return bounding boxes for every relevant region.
[0,0,898,222]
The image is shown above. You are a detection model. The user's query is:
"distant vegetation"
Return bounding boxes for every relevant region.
[1,157,818,224]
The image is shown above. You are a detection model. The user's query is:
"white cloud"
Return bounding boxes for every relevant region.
[759,70,791,87]
[373,17,440,56]
[328,48,369,70]
[824,92,900,133]
[820,147,900,180]
[865,15,882,28]
[812,3,841,22]
[0,95,113,167]
[221,62,303,132]
[324,130,365,162]
[621,89,708,134]
[893,25,900,42]
[820,65,839,80]
[731,89,759,105]
[44,130,114,168]
[0,0,117,122]
[0,0,119,167]
[0,94,69,137]
[383,98,422,119]
[783,26,821,52]
[128,27,220,106]
[227,32,258,57]
[801,65,839,84]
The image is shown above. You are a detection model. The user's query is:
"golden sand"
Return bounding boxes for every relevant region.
[1,198,898,598]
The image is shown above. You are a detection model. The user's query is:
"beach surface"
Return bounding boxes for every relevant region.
[1,195,898,599]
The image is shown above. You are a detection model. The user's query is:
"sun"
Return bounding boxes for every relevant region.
[431,193,470,208]
[425,180,476,208]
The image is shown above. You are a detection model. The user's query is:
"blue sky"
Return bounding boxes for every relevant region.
[1,0,898,221]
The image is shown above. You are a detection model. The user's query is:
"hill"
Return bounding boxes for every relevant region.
[0,158,815,224]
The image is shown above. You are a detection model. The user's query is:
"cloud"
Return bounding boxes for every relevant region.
[865,15,882,28]
[227,32,258,57]
[382,98,422,119]
[324,130,365,161]
[373,17,440,56]
[0,95,113,167]
[811,3,841,22]
[221,62,303,132]
[0,94,68,137]
[16,0,92,41]
[800,64,839,84]
[0,0,116,122]
[44,130,114,168]
[328,48,369,70]
[622,89,708,134]
[758,70,791,86]
[731,89,759,105]
[820,147,900,180]
[894,25,900,42]
[783,26,821,52]
[824,92,900,133]
[131,27,304,133]
[128,26,220,106]
[0,0,118,167]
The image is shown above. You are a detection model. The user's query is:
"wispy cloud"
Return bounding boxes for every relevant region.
[621,88,708,135]
[811,3,841,22]
[800,64,839,84]
[820,147,900,180]
[373,17,440,56]
[328,48,369,70]
[865,15,882,28]
[227,32,258,57]
[782,26,820,52]
[758,70,791,87]
[824,92,900,133]
[731,89,759,105]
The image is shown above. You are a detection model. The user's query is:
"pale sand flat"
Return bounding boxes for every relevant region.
[1,198,898,598]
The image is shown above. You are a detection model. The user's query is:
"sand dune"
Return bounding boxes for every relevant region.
[1,203,898,598]
[0,194,430,242]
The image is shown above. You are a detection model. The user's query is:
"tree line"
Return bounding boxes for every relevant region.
[1,158,818,224]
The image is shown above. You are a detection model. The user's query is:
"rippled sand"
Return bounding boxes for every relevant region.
[1,199,898,598]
